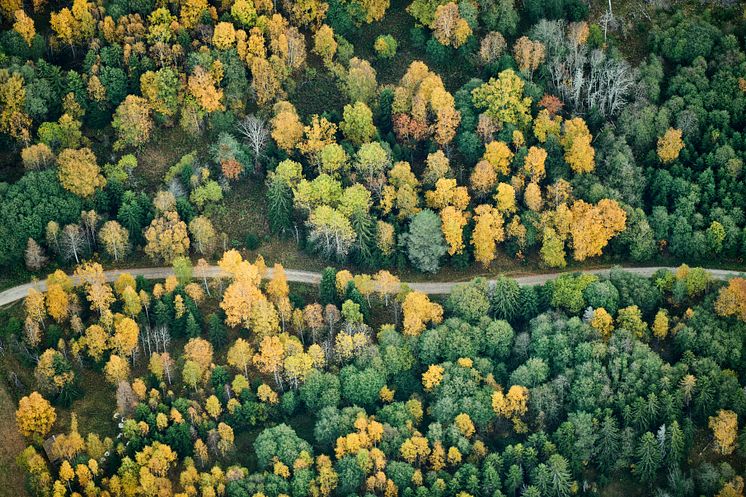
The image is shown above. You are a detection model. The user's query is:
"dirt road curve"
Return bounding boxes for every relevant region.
[1,266,744,307]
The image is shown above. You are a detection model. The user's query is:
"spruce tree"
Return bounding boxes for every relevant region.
[208,313,228,349]
[635,431,662,484]
[266,177,292,235]
[319,267,337,306]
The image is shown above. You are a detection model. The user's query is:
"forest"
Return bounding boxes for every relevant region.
[0,0,745,494]
[3,259,746,497]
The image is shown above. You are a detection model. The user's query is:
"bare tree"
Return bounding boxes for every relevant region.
[25,238,48,271]
[531,19,634,118]
[81,210,99,253]
[237,114,269,174]
[61,224,86,264]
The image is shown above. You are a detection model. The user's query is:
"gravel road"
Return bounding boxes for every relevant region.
[1,265,743,307]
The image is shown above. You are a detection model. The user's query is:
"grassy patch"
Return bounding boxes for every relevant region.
[211,180,328,272]
[135,126,210,192]
[56,369,117,439]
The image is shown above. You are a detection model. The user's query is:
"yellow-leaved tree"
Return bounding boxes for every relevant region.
[57,147,106,198]
[561,117,595,173]
[709,410,738,455]
[402,292,443,336]
[491,385,529,432]
[569,199,626,261]
[471,204,505,268]
[657,128,684,163]
[16,391,56,440]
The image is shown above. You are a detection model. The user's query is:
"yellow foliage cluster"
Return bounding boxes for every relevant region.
[402,292,443,336]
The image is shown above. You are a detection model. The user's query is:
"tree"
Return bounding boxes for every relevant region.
[49,0,94,55]
[111,317,139,357]
[402,291,443,336]
[213,21,236,49]
[495,183,517,214]
[392,61,459,146]
[188,66,224,113]
[16,392,56,440]
[561,118,595,173]
[652,309,668,339]
[340,102,376,145]
[313,24,337,65]
[634,432,661,484]
[307,206,357,261]
[491,385,529,431]
[524,146,547,182]
[84,324,108,362]
[714,278,746,322]
[98,221,129,261]
[60,224,85,263]
[188,216,216,256]
[513,37,545,80]
[140,68,182,123]
[144,211,190,263]
[472,69,532,128]
[479,32,507,64]
[227,338,254,377]
[57,148,105,198]
[433,3,472,48]
[271,101,304,152]
[568,199,626,261]
[440,206,467,256]
[13,9,35,47]
[404,210,447,273]
[422,150,452,187]
[25,238,47,271]
[709,410,738,455]
[45,284,69,323]
[254,424,313,469]
[590,308,613,338]
[345,57,378,104]
[657,128,684,163]
[21,144,55,171]
[237,115,270,172]
[251,57,283,107]
[104,355,130,385]
[184,338,214,375]
[470,160,497,198]
[374,35,397,58]
[112,95,153,150]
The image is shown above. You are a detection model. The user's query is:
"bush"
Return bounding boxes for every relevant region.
[245,233,261,250]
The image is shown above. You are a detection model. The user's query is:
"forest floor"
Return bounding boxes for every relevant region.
[0,383,30,497]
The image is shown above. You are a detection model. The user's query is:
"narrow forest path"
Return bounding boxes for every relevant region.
[1,265,744,307]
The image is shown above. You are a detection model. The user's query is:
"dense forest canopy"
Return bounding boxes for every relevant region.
[5,259,746,497]
[1,0,746,495]
[0,0,744,275]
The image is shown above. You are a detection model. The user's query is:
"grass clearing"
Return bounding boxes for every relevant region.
[136,126,211,192]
